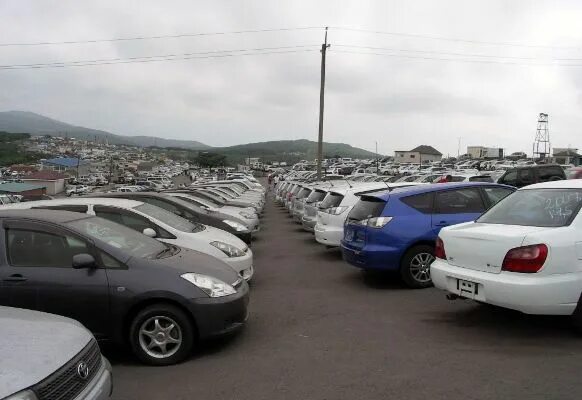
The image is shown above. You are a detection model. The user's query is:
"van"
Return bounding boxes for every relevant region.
[497,164,566,188]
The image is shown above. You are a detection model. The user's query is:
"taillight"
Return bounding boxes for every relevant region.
[502,244,548,273]
[434,237,446,259]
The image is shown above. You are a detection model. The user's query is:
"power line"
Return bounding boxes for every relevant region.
[0,44,319,68]
[0,26,325,47]
[331,26,582,51]
[330,49,582,67]
[334,44,582,61]
[0,48,319,70]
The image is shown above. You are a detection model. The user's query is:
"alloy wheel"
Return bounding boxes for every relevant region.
[138,315,182,359]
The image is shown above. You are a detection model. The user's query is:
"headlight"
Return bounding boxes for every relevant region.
[210,241,246,257]
[326,206,349,215]
[223,220,248,232]
[181,273,236,297]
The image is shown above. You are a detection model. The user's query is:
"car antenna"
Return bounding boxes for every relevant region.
[345,179,353,188]
[329,180,334,187]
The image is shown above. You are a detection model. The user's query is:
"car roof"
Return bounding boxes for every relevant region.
[0,208,92,223]
[507,164,562,169]
[521,179,582,190]
[0,197,144,209]
[370,182,513,200]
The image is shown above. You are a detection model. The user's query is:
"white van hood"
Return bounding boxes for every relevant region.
[0,307,93,398]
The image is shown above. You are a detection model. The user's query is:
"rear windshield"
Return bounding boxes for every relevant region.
[477,189,582,227]
[319,192,344,209]
[347,197,387,222]
[296,188,312,199]
[306,190,327,203]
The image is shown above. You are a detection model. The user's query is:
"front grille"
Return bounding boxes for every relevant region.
[305,206,317,217]
[34,339,102,400]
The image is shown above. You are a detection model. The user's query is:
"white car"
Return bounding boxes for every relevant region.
[314,182,419,247]
[3,198,254,281]
[66,185,91,196]
[431,179,582,326]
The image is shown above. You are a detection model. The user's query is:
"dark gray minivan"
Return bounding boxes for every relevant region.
[0,209,249,365]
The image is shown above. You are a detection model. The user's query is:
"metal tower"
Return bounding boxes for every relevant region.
[532,113,550,160]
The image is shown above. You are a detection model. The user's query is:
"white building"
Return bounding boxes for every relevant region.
[394,145,442,164]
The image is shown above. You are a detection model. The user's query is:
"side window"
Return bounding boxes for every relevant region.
[143,198,179,214]
[519,169,534,185]
[98,251,124,269]
[33,205,89,213]
[538,167,565,182]
[500,170,517,186]
[7,229,90,267]
[94,207,174,239]
[482,187,514,206]
[400,193,434,214]
[435,188,485,214]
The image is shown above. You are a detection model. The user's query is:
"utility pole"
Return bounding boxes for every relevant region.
[375,141,379,172]
[316,27,330,180]
[457,137,461,159]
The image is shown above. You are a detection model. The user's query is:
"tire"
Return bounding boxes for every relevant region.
[129,303,195,366]
[571,298,582,334]
[400,245,435,289]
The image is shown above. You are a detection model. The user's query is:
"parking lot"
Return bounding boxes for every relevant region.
[107,191,582,400]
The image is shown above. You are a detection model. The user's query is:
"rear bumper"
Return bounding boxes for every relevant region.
[314,223,342,247]
[340,241,402,271]
[431,259,582,315]
[188,281,250,339]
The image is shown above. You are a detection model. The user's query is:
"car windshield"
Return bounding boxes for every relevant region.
[68,216,166,258]
[306,190,327,203]
[319,192,344,209]
[477,189,582,227]
[135,203,199,233]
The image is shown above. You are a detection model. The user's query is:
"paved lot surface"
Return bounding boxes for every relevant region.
[108,192,582,400]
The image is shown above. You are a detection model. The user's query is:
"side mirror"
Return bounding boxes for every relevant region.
[72,253,97,269]
[143,228,157,238]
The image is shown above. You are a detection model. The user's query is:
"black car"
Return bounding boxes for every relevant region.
[86,192,253,244]
[0,209,249,365]
[497,164,566,188]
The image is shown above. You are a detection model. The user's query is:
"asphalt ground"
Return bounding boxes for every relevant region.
[108,190,582,400]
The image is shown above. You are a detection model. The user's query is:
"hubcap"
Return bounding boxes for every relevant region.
[138,316,182,359]
[409,252,435,283]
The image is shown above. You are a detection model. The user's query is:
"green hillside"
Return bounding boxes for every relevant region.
[216,139,379,165]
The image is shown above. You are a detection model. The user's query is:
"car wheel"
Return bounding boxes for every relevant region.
[571,299,582,334]
[129,303,195,366]
[400,245,435,289]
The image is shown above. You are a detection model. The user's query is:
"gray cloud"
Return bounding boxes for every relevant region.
[2,0,582,156]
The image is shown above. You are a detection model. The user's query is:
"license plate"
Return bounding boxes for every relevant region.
[457,279,478,298]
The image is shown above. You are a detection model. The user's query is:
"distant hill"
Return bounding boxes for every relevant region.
[0,111,210,150]
[215,139,379,165]
[0,111,379,164]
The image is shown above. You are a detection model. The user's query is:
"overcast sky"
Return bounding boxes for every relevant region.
[2,0,582,156]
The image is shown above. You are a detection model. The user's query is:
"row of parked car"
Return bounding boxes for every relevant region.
[0,176,267,399]
[275,171,582,329]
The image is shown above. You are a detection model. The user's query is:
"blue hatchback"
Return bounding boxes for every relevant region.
[340,182,515,288]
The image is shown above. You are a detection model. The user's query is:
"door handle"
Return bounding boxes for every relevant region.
[3,274,27,282]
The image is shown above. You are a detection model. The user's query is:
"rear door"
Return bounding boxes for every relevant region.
[432,188,487,233]
[0,220,110,337]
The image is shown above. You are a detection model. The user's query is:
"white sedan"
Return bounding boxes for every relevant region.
[2,198,254,281]
[431,179,582,328]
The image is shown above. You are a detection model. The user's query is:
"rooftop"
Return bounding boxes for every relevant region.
[41,157,88,168]
[0,182,47,193]
[22,171,67,180]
